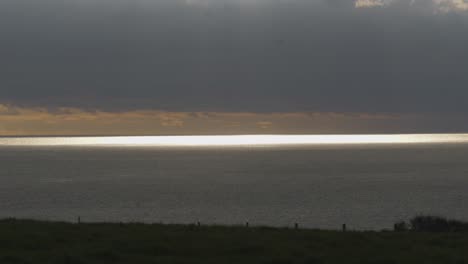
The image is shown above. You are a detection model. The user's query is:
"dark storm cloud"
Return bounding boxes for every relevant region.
[1,0,468,114]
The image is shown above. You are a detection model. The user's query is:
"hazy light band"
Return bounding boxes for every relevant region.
[1,134,468,147]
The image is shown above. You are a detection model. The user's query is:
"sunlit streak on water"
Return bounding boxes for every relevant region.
[1,134,468,146]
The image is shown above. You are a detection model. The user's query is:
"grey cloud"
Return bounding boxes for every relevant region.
[1,0,468,115]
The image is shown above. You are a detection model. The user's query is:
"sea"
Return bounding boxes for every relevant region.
[1,134,468,230]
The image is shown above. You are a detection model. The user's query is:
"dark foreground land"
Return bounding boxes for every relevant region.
[1,219,468,264]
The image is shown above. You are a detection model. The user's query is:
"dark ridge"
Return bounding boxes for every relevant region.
[2,216,468,264]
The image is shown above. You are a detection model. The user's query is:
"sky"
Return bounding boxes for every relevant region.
[1,0,468,135]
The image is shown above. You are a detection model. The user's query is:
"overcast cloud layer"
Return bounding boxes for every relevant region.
[1,0,468,134]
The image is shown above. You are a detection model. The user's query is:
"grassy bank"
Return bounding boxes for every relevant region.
[1,219,468,264]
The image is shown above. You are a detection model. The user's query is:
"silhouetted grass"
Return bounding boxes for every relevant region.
[1,218,468,264]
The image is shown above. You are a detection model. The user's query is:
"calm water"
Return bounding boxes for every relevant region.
[1,135,468,230]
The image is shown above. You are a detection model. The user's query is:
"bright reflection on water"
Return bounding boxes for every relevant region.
[1,134,468,146]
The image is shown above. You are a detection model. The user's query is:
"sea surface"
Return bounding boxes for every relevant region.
[1,135,468,230]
